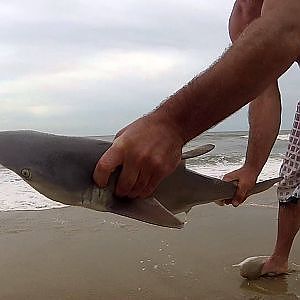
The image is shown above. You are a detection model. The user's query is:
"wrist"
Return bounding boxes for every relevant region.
[243,162,262,177]
[147,109,186,147]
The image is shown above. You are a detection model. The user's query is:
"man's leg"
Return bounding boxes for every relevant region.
[262,200,300,275]
[262,101,300,275]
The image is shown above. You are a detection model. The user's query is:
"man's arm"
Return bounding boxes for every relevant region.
[94,0,300,199]
[246,85,281,176]
[224,85,281,206]
[223,0,281,206]
[156,0,298,143]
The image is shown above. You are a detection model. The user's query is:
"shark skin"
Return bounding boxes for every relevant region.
[0,131,282,228]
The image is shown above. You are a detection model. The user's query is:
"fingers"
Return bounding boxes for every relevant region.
[117,156,174,199]
[115,159,141,197]
[139,172,165,199]
[230,184,248,207]
[93,140,174,199]
[127,167,152,199]
[222,172,236,182]
[223,183,248,207]
[223,171,251,207]
[138,161,175,199]
[93,115,183,199]
[93,144,123,188]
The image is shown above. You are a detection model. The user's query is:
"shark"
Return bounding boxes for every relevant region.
[0,131,281,229]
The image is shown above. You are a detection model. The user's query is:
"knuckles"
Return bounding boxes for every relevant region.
[140,186,155,199]
[133,152,174,175]
[134,151,149,165]
[135,179,148,191]
[151,156,165,171]
[96,161,112,172]
[119,176,136,191]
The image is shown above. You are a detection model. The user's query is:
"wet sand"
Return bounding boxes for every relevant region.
[0,188,299,300]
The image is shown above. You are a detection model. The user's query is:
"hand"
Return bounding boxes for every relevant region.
[223,165,259,207]
[93,113,184,199]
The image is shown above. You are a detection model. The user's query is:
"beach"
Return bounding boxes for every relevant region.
[0,187,299,300]
[0,131,298,299]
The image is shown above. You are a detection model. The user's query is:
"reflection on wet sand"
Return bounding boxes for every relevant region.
[240,272,299,299]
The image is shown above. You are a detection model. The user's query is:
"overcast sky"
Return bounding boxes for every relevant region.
[0,0,299,135]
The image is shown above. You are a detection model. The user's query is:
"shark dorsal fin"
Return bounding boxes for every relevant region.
[182,144,215,160]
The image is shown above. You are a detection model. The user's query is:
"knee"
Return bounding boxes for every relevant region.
[229,0,264,41]
[234,0,264,19]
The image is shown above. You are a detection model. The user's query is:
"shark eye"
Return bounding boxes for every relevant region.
[21,168,32,180]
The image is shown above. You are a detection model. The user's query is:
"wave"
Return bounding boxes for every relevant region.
[277,134,289,141]
[241,134,289,141]
[187,157,282,180]
[0,169,66,212]
[187,154,244,166]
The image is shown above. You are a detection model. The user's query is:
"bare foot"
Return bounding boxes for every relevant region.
[261,256,289,276]
[234,256,269,280]
[235,256,289,280]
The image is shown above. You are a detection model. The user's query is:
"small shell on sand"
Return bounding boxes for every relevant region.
[233,256,270,280]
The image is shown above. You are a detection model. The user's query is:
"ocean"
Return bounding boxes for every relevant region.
[0,130,290,211]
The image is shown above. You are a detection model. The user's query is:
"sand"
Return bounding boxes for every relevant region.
[0,188,299,300]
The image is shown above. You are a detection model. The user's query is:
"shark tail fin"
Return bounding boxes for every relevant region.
[249,177,283,195]
[182,144,215,160]
[107,197,184,229]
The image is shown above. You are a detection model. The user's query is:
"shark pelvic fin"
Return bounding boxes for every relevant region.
[182,144,215,160]
[107,197,184,229]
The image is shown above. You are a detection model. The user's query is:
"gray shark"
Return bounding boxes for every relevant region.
[0,131,281,229]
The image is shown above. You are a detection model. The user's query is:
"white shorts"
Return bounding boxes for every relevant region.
[277,101,300,204]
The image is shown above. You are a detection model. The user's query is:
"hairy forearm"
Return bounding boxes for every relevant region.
[245,83,281,174]
[152,1,300,143]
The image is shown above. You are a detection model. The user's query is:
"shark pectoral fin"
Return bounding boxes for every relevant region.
[182,144,215,160]
[249,177,283,195]
[107,197,184,229]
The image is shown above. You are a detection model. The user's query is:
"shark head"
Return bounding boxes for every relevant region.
[0,131,45,179]
[0,130,185,228]
[0,130,96,206]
